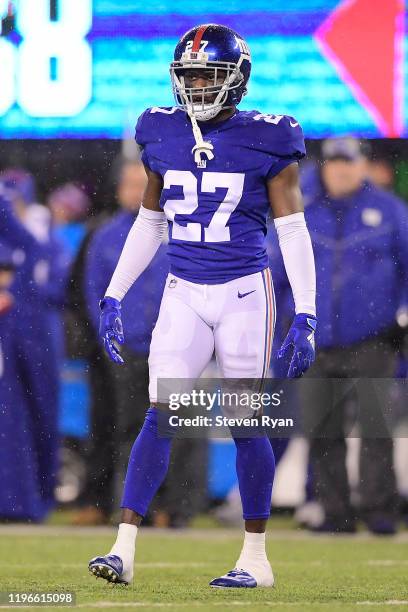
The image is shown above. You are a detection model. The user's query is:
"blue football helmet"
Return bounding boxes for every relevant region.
[170,24,251,121]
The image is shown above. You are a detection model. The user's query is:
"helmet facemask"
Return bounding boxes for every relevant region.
[170,58,245,121]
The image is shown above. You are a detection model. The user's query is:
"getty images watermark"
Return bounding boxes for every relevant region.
[167,388,291,430]
[155,379,299,437]
[156,377,408,439]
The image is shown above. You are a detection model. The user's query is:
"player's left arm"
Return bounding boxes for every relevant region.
[267,163,317,378]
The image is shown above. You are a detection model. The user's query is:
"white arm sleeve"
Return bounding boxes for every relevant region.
[274,212,316,316]
[105,205,167,302]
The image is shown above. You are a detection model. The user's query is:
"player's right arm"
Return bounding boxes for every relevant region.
[99,166,167,364]
[141,167,163,212]
[104,166,165,299]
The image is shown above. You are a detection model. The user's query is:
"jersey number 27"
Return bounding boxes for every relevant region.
[163,170,244,243]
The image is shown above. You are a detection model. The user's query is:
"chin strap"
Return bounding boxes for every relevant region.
[188,110,214,164]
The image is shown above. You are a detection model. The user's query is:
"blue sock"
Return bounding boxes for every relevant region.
[121,407,172,517]
[234,436,275,520]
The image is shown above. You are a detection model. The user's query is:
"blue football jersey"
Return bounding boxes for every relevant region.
[136,107,305,284]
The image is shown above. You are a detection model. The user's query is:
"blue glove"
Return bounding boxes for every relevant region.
[278,313,316,378]
[99,296,125,364]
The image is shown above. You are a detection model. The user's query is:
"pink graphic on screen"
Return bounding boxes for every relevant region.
[315,0,405,137]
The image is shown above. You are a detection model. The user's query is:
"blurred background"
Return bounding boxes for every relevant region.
[0,0,407,534]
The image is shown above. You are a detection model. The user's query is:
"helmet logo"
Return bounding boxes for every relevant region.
[234,36,251,57]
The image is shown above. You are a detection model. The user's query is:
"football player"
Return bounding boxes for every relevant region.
[89,24,316,589]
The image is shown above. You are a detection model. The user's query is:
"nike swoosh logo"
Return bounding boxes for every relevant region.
[238,290,256,299]
[289,121,299,127]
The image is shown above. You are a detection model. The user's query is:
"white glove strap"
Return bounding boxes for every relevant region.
[274,212,316,316]
[105,205,167,302]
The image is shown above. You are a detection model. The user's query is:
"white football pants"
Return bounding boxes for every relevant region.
[148,268,276,403]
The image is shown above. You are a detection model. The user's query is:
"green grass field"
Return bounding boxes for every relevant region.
[1,523,408,612]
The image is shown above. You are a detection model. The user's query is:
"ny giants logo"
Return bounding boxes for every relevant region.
[234,36,250,57]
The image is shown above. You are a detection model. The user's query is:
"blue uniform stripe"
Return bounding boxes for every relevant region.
[261,269,271,380]
[271,273,277,341]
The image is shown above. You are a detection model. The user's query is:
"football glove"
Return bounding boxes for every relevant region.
[99,296,125,364]
[278,313,316,378]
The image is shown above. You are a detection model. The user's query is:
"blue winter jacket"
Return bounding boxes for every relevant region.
[269,179,408,348]
[84,210,168,356]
